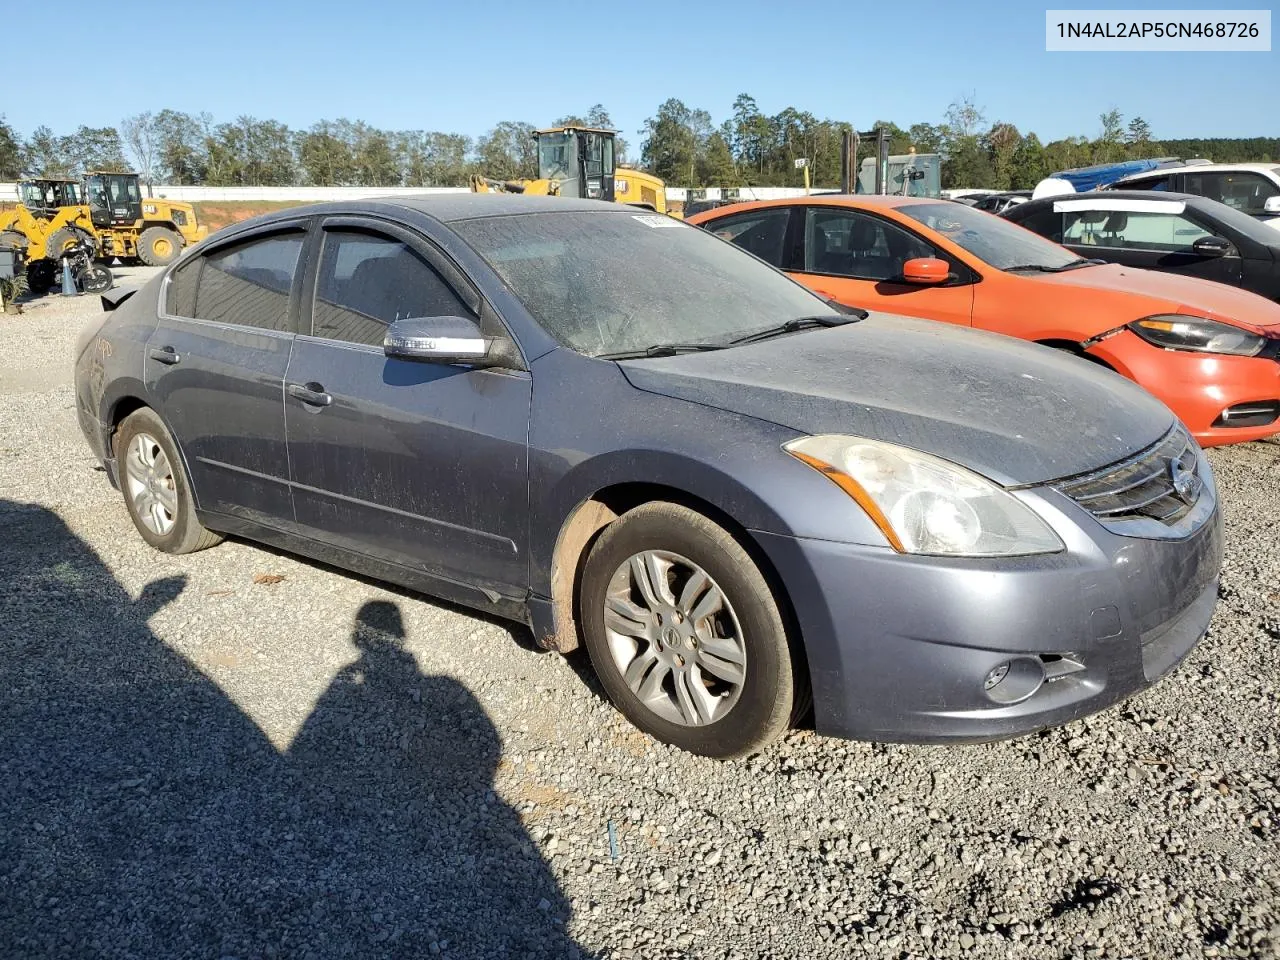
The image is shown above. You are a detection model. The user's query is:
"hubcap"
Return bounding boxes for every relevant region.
[153,237,172,257]
[603,550,746,727]
[124,433,178,535]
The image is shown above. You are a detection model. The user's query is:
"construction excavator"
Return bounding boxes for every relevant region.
[471,126,670,215]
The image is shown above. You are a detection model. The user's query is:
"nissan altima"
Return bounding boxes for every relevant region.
[75,196,1222,758]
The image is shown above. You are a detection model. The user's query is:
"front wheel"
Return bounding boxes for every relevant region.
[137,226,183,266]
[579,502,801,758]
[76,263,113,293]
[115,408,223,554]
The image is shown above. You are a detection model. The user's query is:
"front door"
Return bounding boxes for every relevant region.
[1061,208,1244,287]
[284,219,531,597]
[144,224,307,526]
[791,207,975,324]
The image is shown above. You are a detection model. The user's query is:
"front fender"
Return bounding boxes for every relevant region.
[526,351,893,598]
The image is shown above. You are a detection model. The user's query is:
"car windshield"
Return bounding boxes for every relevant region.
[898,202,1081,271]
[454,211,828,358]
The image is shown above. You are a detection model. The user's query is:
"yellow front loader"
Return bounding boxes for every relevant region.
[471,126,670,214]
[1,171,208,294]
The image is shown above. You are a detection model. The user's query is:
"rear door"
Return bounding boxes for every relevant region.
[1061,205,1243,287]
[792,206,975,324]
[284,216,531,597]
[144,222,308,526]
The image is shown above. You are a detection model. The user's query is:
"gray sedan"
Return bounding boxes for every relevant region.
[74,195,1222,758]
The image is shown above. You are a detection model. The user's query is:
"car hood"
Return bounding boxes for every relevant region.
[619,314,1175,487]
[1032,262,1280,333]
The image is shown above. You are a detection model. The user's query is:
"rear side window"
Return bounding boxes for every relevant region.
[165,256,199,317]
[311,230,471,347]
[704,209,791,267]
[1120,175,1173,192]
[193,232,303,332]
[1185,171,1279,215]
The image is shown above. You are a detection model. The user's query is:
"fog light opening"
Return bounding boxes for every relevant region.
[983,657,1045,705]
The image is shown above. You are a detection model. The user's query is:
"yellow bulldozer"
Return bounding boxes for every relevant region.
[1,171,207,294]
[471,126,670,214]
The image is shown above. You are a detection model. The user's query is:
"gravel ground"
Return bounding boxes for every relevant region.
[1,285,1277,960]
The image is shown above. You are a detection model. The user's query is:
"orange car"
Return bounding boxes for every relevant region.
[689,196,1280,446]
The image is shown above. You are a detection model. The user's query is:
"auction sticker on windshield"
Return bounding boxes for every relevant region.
[632,215,685,228]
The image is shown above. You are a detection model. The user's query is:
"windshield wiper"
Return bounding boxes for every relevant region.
[729,312,863,346]
[597,342,728,360]
[1006,258,1105,274]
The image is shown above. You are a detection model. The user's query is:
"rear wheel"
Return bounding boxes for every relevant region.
[579,502,800,758]
[44,226,92,260]
[116,408,223,554]
[137,227,183,266]
[0,229,27,252]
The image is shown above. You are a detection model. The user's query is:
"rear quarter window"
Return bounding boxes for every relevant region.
[165,256,199,317]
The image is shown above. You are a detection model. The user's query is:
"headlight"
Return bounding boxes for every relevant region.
[1128,315,1265,357]
[784,436,1064,557]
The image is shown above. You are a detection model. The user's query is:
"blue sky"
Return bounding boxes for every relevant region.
[6,0,1276,143]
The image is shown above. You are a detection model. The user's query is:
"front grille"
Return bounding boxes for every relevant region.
[1054,426,1200,525]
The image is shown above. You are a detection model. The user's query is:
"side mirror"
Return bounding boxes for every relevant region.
[901,257,951,285]
[1191,236,1233,258]
[384,316,495,365]
[1263,196,1280,214]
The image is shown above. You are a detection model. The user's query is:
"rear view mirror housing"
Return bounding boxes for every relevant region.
[384,316,515,368]
[901,257,951,285]
[1263,196,1280,215]
[1191,236,1233,258]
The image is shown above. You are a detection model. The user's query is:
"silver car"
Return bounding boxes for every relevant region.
[75,196,1223,757]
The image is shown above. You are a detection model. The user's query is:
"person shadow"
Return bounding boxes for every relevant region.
[0,500,583,959]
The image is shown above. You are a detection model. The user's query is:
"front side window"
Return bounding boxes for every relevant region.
[312,230,471,346]
[1014,208,1064,242]
[1063,210,1211,251]
[706,209,791,267]
[454,211,827,358]
[193,232,303,332]
[1185,171,1279,215]
[804,208,936,280]
[898,202,1081,271]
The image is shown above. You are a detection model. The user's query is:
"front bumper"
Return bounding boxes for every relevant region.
[753,472,1223,743]
[1090,331,1280,447]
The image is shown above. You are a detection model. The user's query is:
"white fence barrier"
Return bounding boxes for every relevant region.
[3,182,826,205]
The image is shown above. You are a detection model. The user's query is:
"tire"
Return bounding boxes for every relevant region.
[115,408,223,555]
[76,263,113,293]
[137,226,183,266]
[26,259,56,295]
[44,226,91,260]
[0,229,27,252]
[578,502,801,758]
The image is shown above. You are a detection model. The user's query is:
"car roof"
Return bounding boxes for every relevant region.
[1118,162,1279,179]
[1020,190,1205,207]
[381,194,623,221]
[688,194,943,220]
[221,194,628,233]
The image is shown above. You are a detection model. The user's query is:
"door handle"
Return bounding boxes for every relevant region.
[288,382,333,407]
[148,346,181,365]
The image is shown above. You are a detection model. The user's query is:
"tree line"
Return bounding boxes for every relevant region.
[0,97,1275,191]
